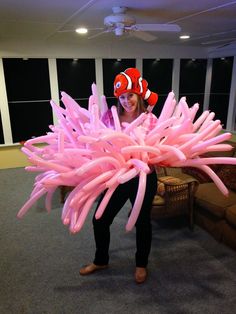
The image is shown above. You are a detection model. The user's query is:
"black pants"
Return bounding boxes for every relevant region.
[92,171,157,267]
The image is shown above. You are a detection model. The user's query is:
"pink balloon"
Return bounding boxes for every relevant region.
[173,157,236,167]
[76,156,121,176]
[62,185,83,222]
[105,168,127,187]
[123,112,146,134]
[157,91,176,124]
[189,103,200,121]
[185,164,228,196]
[198,112,215,132]
[147,117,176,140]
[71,187,102,233]
[191,132,232,153]
[100,95,108,115]
[178,97,191,120]
[111,106,121,131]
[82,170,116,192]
[118,168,139,184]
[90,103,100,131]
[29,157,71,173]
[126,171,147,231]
[95,182,120,219]
[193,110,210,132]
[128,158,151,173]
[18,188,47,218]
[45,187,57,212]
[121,145,161,155]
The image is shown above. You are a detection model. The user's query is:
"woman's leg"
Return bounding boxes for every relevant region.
[93,184,130,265]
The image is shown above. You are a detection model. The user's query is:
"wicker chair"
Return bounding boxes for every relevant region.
[152,167,199,230]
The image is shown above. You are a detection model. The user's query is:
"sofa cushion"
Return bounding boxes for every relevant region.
[225,204,236,227]
[153,194,165,205]
[195,183,236,218]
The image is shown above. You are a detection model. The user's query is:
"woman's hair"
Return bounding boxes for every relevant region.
[117,94,147,116]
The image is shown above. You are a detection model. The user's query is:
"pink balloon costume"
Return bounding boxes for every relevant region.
[18,67,236,240]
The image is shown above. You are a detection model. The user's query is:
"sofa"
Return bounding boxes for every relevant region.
[181,140,236,251]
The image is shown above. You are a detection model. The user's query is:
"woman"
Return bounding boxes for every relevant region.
[80,68,158,284]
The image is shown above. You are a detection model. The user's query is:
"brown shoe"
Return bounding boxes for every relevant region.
[135,267,148,284]
[79,263,108,276]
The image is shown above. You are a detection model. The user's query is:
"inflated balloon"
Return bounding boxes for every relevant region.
[18,84,236,233]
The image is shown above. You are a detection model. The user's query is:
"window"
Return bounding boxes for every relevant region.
[3,58,52,143]
[56,58,96,108]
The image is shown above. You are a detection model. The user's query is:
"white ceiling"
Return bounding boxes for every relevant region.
[0,0,236,54]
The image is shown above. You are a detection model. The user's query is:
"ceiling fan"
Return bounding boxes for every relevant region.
[72,6,181,42]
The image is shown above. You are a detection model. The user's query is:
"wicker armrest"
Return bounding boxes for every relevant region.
[159,177,199,198]
[158,175,198,186]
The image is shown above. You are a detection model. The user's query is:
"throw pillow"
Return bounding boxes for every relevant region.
[216,165,236,191]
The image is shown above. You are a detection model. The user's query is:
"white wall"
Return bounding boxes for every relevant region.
[0,40,210,59]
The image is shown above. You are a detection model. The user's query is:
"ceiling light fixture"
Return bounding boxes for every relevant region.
[75,27,88,34]
[180,35,190,39]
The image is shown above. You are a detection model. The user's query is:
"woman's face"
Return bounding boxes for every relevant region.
[118,92,139,114]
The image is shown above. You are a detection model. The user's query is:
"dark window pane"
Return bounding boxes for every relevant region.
[209,94,230,128]
[3,58,51,101]
[209,57,233,127]
[103,59,136,106]
[210,57,233,93]
[179,59,207,117]
[143,59,173,117]
[2,58,52,143]
[56,58,96,108]
[9,101,53,143]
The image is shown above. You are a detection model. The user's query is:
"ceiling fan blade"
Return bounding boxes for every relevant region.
[134,23,181,32]
[132,31,157,42]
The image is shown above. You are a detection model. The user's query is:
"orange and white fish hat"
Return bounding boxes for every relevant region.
[114,67,158,107]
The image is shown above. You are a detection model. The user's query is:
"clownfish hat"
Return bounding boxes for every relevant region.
[114,68,158,106]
